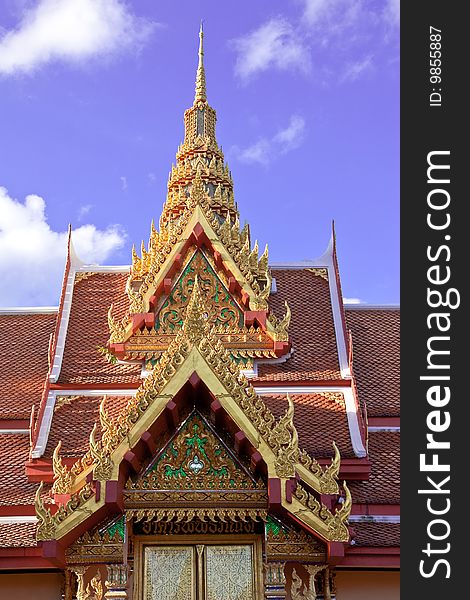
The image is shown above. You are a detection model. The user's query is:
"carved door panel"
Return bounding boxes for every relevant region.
[205,544,254,600]
[144,546,196,600]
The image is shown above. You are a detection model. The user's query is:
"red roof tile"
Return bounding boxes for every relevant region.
[44,395,131,458]
[349,431,399,504]
[0,313,56,419]
[351,522,400,547]
[0,433,37,507]
[256,270,342,382]
[52,269,346,387]
[57,273,141,385]
[0,522,37,548]
[262,393,355,458]
[346,309,400,417]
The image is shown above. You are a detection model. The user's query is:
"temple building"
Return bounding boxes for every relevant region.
[0,27,399,600]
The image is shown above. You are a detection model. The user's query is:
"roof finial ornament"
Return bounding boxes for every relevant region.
[194,21,207,103]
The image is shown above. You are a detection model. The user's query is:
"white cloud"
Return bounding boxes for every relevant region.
[234,114,306,166]
[77,203,93,220]
[0,186,126,306]
[273,115,306,151]
[231,17,310,81]
[340,55,373,82]
[120,175,128,190]
[384,0,400,26]
[0,0,155,75]
[231,1,398,85]
[343,297,362,305]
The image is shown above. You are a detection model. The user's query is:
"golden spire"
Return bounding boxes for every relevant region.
[194,21,206,103]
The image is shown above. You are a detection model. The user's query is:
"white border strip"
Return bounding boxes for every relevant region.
[255,385,366,458]
[271,238,351,379]
[349,515,400,523]
[345,304,400,311]
[49,266,76,383]
[369,426,400,432]
[75,265,130,273]
[0,307,58,315]
[0,516,38,524]
[31,389,136,458]
[0,429,29,434]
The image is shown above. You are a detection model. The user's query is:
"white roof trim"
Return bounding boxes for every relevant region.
[255,385,367,458]
[0,429,29,434]
[49,264,76,383]
[75,265,130,273]
[277,235,350,379]
[0,307,59,315]
[369,426,400,432]
[0,516,38,524]
[31,390,56,458]
[49,389,136,396]
[349,515,400,523]
[345,304,400,310]
[31,389,136,458]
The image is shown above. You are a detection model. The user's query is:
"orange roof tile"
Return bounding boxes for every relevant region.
[57,273,141,385]
[262,393,355,458]
[351,522,400,547]
[44,395,131,458]
[256,270,342,382]
[0,521,37,548]
[0,433,37,507]
[0,313,56,419]
[346,308,400,417]
[349,431,400,504]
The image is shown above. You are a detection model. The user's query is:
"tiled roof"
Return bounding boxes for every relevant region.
[0,433,38,507]
[57,273,141,385]
[346,308,400,417]
[0,313,56,419]
[256,269,342,381]
[349,431,400,504]
[44,395,131,458]
[0,522,37,548]
[262,393,355,458]
[351,522,400,547]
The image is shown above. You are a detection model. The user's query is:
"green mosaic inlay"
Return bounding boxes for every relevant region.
[156,250,243,331]
[106,516,125,541]
[140,413,256,490]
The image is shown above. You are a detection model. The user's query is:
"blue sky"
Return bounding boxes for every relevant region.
[0,0,399,306]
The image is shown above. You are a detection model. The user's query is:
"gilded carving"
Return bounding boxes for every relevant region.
[306,268,329,282]
[127,412,260,491]
[265,517,326,563]
[54,395,80,412]
[293,480,351,543]
[36,480,95,540]
[269,395,299,478]
[291,566,325,600]
[89,423,114,481]
[35,481,56,540]
[52,440,73,495]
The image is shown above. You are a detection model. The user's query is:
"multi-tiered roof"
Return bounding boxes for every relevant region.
[0,26,399,578]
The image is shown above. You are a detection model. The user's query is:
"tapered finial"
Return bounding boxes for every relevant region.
[194,21,206,103]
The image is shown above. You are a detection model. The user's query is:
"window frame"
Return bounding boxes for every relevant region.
[133,533,264,600]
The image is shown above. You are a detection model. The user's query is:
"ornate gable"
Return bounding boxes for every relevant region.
[36,281,351,555]
[106,26,291,369]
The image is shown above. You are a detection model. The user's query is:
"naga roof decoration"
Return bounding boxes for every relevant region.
[36,281,350,548]
[106,24,291,368]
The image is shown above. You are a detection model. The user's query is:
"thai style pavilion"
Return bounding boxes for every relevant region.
[0,27,399,600]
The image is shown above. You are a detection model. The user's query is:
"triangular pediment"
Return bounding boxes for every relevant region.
[107,205,292,365]
[127,411,263,492]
